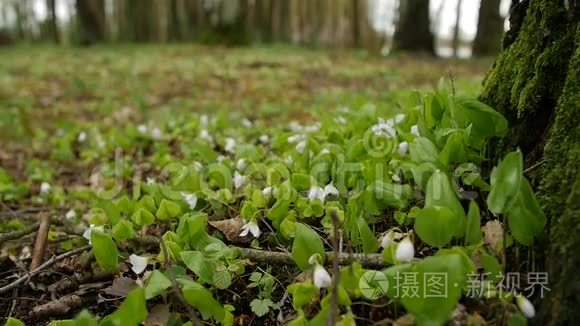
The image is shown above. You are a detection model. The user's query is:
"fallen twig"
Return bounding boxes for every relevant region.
[30,213,51,271]
[0,245,91,295]
[29,294,83,320]
[0,222,40,246]
[239,248,386,269]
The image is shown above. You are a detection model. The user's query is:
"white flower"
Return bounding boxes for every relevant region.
[323,183,339,197]
[96,135,106,148]
[151,127,162,139]
[236,159,247,171]
[217,155,226,163]
[308,186,326,202]
[199,129,213,142]
[83,224,105,245]
[371,118,397,138]
[516,295,535,318]
[262,187,272,197]
[233,171,245,189]
[225,137,236,153]
[396,237,415,262]
[410,125,420,137]
[289,121,303,132]
[242,118,253,127]
[303,123,321,133]
[394,113,406,124]
[65,209,77,220]
[77,131,87,142]
[259,134,270,144]
[193,161,203,170]
[335,116,347,124]
[313,264,332,288]
[287,134,305,143]
[380,231,403,248]
[181,192,197,210]
[240,220,261,238]
[284,156,294,165]
[137,124,148,134]
[320,148,330,155]
[129,254,148,275]
[146,177,155,184]
[398,141,409,156]
[200,114,209,127]
[295,140,307,153]
[40,182,51,194]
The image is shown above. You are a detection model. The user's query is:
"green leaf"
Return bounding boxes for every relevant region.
[505,178,546,245]
[240,200,258,220]
[465,201,483,246]
[180,251,219,284]
[250,298,275,317]
[357,216,378,253]
[479,249,502,285]
[456,98,508,138]
[291,173,313,191]
[438,131,467,167]
[91,230,118,273]
[138,195,157,213]
[5,318,24,326]
[409,137,440,164]
[131,208,155,227]
[182,285,225,321]
[156,199,182,221]
[213,270,232,289]
[112,219,134,241]
[287,281,318,309]
[487,151,523,215]
[291,223,325,271]
[365,182,413,210]
[424,170,466,237]
[106,288,147,326]
[145,270,173,299]
[414,206,457,248]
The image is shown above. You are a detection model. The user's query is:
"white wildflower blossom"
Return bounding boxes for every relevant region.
[129,254,148,275]
[65,209,77,220]
[284,156,294,165]
[371,118,397,138]
[410,125,420,137]
[181,192,198,210]
[225,137,236,153]
[259,134,270,144]
[320,148,330,155]
[313,264,332,288]
[199,129,213,142]
[137,124,148,134]
[200,114,209,127]
[217,155,226,163]
[242,118,253,127]
[40,182,51,194]
[308,186,326,202]
[233,171,245,189]
[335,116,347,124]
[236,159,247,171]
[303,123,321,133]
[398,141,409,156]
[151,127,162,139]
[193,161,203,171]
[394,113,406,124]
[240,220,261,238]
[516,295,536,318]
[77,131,87,142]
[83,224,105,245]
[295,140,307,153]
[289,121,303,132]
[287,134,305,143]
[262,187,272,197]
[396,237,415,262]
[323,182,339,197]
[146,177,155,184]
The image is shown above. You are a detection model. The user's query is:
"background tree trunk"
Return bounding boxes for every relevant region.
[479,1,579,323]
[46,0,59,43]
[472,0,504,56]
[75,0,105,45]
[452,0,463,57]
[392,0,434,54]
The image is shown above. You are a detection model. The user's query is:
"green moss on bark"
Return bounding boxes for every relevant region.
[480,1,579,323]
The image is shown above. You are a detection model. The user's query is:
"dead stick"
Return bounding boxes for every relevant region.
[0,245,91,295]
[0,222,40,246]
[30,214,51,271]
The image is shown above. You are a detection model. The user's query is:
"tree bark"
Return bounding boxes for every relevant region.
[46,0,59,43]
[479,0,579,323]
[392,0,434,54]
[472,0,504,56]
[75,0,106,45]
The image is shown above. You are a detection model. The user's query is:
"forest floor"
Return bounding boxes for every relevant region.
[0,45,494,325]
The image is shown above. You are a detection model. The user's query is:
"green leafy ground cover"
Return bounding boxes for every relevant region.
[0,45,543,325]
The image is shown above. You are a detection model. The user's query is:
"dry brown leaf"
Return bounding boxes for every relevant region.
[102,276,137,297]
[482,220,503,253]
[208,217,250,244]
[145,304,170,326]
[394,313,415,326]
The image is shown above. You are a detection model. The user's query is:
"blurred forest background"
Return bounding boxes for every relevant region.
[0,0,513,58]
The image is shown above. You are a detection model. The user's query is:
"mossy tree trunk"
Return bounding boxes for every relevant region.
[393,0,434,54]
[479,0,579,323]
[75,0,105,45]
[472,0,504,56]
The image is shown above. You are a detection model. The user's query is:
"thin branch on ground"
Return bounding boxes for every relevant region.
[30,213,51,271]
[0,245,91,295]
[0,222,40,246]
